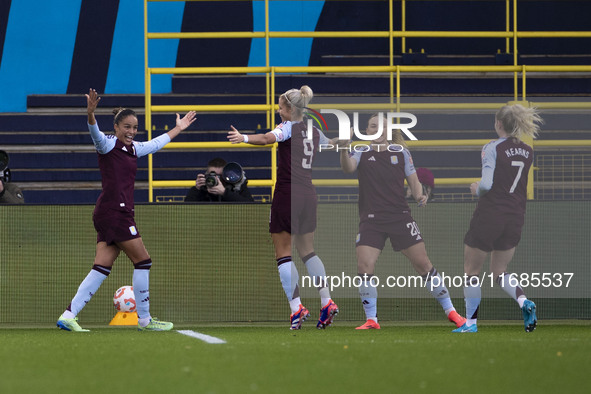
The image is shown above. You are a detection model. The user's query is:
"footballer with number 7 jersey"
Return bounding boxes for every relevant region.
[454,104,542,333]
[57,89,196,332]
[228,85,339,330]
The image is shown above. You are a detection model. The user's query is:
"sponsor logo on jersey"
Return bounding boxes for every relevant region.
[368,156,376,161]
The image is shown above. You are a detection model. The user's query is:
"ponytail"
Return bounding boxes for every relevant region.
[281,85,313,119]
[496,104,543,141]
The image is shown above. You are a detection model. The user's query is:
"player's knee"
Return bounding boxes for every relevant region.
[133,258,152,270]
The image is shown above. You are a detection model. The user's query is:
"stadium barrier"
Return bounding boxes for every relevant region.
[1,202,589,326]
[144,0,591,202]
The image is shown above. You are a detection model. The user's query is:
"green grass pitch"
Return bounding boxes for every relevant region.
[1,321,589,394]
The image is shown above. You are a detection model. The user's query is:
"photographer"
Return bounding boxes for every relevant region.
[184,157,254,202]
[0,150,25,204]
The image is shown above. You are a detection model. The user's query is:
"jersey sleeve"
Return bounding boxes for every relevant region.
[88,122,115,154]
[349,150,362,166]
[318,129,330,145]
[477,140,498,196]
[134,133,172,158]
[402,149,416,177]
[270,121,292,142]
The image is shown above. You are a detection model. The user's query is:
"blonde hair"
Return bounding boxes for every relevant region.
[368,113,408,148]
[496,104,543,140]
[280,85,313,120]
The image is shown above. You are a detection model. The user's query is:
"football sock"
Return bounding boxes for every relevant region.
[302,252,331,305]
[444,307,457,317]
[133,259,152,321]
[65,264,111,317]
[422,267,453,311]
[358,274,378,320]
[277,256,300,313]
[289,297,302,313]
[496,272,526,307]
[464,275,481,324]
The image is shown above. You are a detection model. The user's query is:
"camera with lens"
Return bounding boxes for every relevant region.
[0,150,11,183]
[222,162,246,190]
[205,171,220,188]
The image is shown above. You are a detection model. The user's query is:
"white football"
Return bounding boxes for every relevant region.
[113,285,136,313]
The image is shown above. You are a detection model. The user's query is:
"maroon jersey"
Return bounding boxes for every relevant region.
[95,139,138,214]
[353,147,415,222]
[272,121,321,195]
[268,120,324,235]
[475,138,533,217]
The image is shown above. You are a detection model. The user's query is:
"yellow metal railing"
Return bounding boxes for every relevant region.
[144,0,591,201]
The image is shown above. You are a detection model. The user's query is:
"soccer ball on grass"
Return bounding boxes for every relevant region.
[113,285,136,313]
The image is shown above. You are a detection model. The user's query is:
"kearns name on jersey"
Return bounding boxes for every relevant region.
[504,147,530,159]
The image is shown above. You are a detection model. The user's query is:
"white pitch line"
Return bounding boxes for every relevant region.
[177,330,226,344]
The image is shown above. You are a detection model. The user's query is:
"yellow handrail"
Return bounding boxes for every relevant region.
[144,0,591,202]
[145,101,591,113]
[160,140,591,150]
[144,0,153,200]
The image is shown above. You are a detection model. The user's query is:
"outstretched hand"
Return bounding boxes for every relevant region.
[227,125,244,144]
[176,111,197,131]
[86,88,100,114]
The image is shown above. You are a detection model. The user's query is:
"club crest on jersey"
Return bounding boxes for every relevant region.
[390,156,398,165]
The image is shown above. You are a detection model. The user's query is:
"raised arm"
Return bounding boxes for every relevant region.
[228,126,277,145]
[85,88,100,125]
[166,111,197,141]
[340,149,358,173]
[338,128,357,172]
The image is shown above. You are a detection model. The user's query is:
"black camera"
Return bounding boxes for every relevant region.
[0,150,10,183]
[222,162,244,185]
[205,171,219,187]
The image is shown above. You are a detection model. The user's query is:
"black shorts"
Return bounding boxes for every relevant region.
[269,190,317,235]
[356,212,424,252]
[93,209,141,245]
[269,190,291,234]
[464,210,524,252]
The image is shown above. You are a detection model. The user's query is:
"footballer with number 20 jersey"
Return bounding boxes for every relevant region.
[350,146,416,222]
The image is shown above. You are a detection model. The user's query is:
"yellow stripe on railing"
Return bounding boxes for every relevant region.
[151,105,270,113]
[150,66,269,74]
[311,178,482,187]
[159,140,591,151]
[163,142,275,149]
[151,178,483,189]
[144,0,591,202]
[153,179,274,188]
[151,30,570,40]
